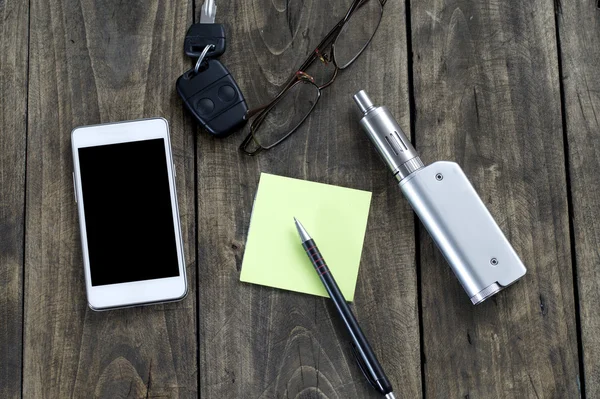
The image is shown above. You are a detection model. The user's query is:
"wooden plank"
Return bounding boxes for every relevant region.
[197,1,421,397]
[557,1,600,397]
[23,1,197,397]
[0,1,28,398]
[411,0,580,397]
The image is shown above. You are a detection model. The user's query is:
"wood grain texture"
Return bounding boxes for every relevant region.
[411,0,580,397]
[557,1,600,397]
[23,1,197,398]
[0,1,28,398]
[196,0,421,397]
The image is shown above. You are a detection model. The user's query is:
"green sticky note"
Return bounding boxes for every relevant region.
[240,173,372,301]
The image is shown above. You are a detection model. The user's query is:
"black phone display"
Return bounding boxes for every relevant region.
[78,138,180,286]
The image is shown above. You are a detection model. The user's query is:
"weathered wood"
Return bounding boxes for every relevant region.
[0,1,28,398]
[5,0,591,396]
[23,1,197,398]
[411,0,580,397]
[197,1,421,397]
[557,1,600,397]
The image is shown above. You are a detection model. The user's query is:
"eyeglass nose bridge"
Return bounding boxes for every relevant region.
[295,71,316,83]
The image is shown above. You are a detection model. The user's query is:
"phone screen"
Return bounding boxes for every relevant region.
[78,138,180,286]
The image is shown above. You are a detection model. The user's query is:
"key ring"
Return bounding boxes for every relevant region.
[194,44,215,74]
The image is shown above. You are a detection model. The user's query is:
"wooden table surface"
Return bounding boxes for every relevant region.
[1,0,598,398]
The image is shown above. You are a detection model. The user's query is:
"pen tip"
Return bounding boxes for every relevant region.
[294,218,311,242]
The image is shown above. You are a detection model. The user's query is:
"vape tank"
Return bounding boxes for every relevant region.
[353,90,526,304]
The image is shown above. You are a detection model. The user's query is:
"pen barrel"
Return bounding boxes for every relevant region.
[302,239,331,277]
[301,239,393,395]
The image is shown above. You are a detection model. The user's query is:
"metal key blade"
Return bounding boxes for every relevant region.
[200,0,216,23]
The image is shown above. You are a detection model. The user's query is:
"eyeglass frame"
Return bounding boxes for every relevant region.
[239,0,387,156]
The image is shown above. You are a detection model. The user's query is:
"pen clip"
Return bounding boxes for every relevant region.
[349,341,378,390]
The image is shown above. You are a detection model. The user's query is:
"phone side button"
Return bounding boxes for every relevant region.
[72,172,77,203]
[173,163,176,177]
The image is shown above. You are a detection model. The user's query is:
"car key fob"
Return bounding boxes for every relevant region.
[176,58,248,138]
[184,23,226,58]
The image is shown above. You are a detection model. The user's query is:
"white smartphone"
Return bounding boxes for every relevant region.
[71,118,187,310]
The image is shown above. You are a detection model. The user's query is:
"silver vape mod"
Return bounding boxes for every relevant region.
[353,90,526,304]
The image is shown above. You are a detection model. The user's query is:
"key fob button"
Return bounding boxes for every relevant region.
[176,59,248,138]
[218,85,236,102]
[197,98,215,115]
[177,60,229,100]
[208,101,248,135]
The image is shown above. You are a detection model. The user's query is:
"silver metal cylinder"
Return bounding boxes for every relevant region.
[354,90,376,113]
[353,91,423,180]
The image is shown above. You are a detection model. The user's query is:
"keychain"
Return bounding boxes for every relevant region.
[176,0,248,138]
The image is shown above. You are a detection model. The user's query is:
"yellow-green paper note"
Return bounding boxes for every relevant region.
[240,173,372,301]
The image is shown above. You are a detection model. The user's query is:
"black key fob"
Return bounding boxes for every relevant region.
[184,23,226,58]
[176,58,248,138]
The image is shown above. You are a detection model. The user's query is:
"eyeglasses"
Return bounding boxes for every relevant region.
[240,0,386,155]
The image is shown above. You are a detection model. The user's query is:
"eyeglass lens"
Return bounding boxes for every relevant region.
[245,0,383,152]
[334,0,383,68]
[250,81,320,149]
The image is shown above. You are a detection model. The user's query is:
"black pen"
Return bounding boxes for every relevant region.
[294,218,395,399]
